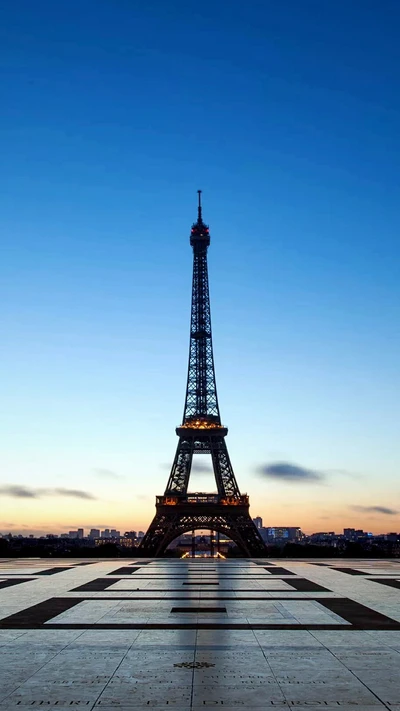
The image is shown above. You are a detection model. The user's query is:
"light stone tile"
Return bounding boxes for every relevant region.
[255,629,325,647]
[192,684,285,705]
[97,687,192,705]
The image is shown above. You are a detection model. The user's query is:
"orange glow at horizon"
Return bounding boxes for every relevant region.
[1,494,397,538]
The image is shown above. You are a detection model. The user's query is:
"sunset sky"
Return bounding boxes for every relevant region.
[1,1,400,537]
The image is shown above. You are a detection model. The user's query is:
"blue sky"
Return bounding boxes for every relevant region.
[1,0,399,535]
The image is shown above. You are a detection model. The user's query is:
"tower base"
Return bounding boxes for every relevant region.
[139,494,267,557]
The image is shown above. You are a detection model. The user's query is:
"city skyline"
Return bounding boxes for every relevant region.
[1,1,400,538]
[2,517,399,540]
[3,523,399,548]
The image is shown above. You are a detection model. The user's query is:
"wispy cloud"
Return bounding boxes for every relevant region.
[191,460,213,474]
[256,462,324,483]
[51,488,96,500]
[324,468,363,480]
[0,523,40,530]
[351,505,398,516]
[0,485,96,500]
[92,468,123,480]
[0,485,37,498]
[160,461,213,475]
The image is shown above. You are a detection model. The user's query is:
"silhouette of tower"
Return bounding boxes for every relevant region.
[140,192,266,556]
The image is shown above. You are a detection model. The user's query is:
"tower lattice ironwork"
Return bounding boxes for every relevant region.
[140,192,266,557]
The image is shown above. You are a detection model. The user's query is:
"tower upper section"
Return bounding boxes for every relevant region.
[190,190,210,247]
[182,191,221,426]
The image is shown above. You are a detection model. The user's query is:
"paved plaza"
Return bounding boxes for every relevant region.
[1,558,400,709]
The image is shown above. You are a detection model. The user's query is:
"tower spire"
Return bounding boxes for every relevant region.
[197,189,202,222]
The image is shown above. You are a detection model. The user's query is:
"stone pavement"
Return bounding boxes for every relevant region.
[1,557,400,709]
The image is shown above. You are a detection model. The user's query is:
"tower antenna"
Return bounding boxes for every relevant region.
[197,189,202,222]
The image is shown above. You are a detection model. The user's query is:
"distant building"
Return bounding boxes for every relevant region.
[121,531,137,547]
[343,528,366,540]
[89,529,100,539]
[344,528,355,538]
[383,532,399,542]
[309,531,336,543]
[69,530,78,539]
[261,526,302,543]
[98,528,121,541]
[138,531,145,539]
[252,517,263,529]
[77,528,84,539]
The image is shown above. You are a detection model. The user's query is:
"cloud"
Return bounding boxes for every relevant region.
[92,468,122,480]
[324,468,363,480]
[351,505,398,516]
[160,461,213,475]
[0,485,96,500]
[191,460,213,474]
[51,488,96,500]
[256,462,324,483]
[0,485,37,498]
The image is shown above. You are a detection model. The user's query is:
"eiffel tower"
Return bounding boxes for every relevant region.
[140,192,266,557]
